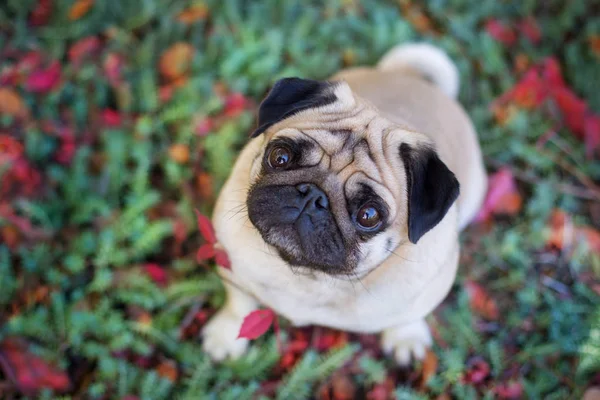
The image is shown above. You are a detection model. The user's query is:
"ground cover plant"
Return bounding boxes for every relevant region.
[1,0,599,398]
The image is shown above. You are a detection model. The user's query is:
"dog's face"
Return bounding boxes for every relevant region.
[246,78,459,277]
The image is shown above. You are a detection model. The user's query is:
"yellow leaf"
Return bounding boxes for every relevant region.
[68,0,94,21]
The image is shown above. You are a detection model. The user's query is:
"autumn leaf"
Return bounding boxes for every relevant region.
[214,249,231,270]
[419,349,438,388]
[547,209,600,256]
[68,0,94,21]
[461,357,490,385]
[194,116,214,136]
[101,109,122,127]
[495,381,523,399]
[194,209,216,244]
[103,53,125,87]
[590,35,600,57]
[196,243,216,262]
[223,92,248,117]
[238,309,276,339]
[517,17,541,44]
[168,144,190,164]
[485,19,517,46]
[475,168,522,222]
[68,36,101,65]
[29,0,53,26]
[177,4,209,24]
[159,43,194,82]
[0,87,28,118]
[144,263,168,286]
[26,60,61,93]
[465,280,499,320]
[156,359,178,382]
[0,338,71,396]
[584,114,600,158]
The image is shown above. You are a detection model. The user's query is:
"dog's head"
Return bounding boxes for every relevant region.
[246,78,459,276]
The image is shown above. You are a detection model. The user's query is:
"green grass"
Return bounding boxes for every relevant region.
[0,0,599,398]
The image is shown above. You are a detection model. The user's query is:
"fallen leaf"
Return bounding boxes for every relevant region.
[144,263,168,286]
[103,53,125,86]
[223,92,248,117]
[68,0,94,20]
[0,87,27,118]
[29,0,53,26]
[0,338,71,396]
[214,249,231,270]
[168,144,190,164]
[68,36,101,65]
[475,168,522,222]
[547,209,600,256]
[590,35,600,57]
[194,209,216,244]
[542,57,565,87]
[465,280,499,320]
[495,381,523,399]
[419,349,438,388]
[194,117,214,136]
[485,19,517,46]
[101,109,122,127]
[26,60,61,93]
[156,360,178,382]
[159,43,194,82]
[517,17,541,44]
[177,4,209,24]
[584,114,600,158]
[196,243,216,262]
[552,85,588,136]
[238,309,276,339]
[196,171,214,200]
[461,357,490,384]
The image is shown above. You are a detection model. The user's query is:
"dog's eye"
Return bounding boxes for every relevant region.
[356,204,382,230]
[268,146,292,168]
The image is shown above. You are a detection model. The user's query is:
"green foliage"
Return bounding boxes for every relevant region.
[0,0,599,398]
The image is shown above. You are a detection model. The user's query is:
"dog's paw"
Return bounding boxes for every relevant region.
[381,319,433,366]
[202,309,248,362]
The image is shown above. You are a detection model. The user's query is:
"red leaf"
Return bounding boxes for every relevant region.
[238,309,275,339]
[194,209,216,243]
[495,381,523,399]
[518,17,541,44]
[542,57,564,87]
[101,108,122,127]
[103,53,125,87]
[29,0,53,26]
[551,86,588,136]
[144,263,168,286]
[485,20,517,46]
[461,357,490,384]
[26,61,61,93]
[68,36,101,65]
[196,243,216,261]
[465,280,499,320]
[584,114,600,158]
[475,168,522,222]
[194,117,214,136]
[0,338,70,396]
[214,249,231,270]
[223,93,247,117]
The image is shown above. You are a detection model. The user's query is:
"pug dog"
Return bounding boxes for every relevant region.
[202,43,487,365]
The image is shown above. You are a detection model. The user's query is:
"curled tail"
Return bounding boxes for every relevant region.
[377,43,460,99]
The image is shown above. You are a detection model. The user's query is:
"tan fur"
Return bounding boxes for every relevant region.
[202,46,487,364]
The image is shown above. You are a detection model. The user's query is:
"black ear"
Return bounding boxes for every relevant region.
[251,78,337,137]
[400,143,460,244]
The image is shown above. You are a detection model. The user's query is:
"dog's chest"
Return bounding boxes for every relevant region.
[232,254,422,333]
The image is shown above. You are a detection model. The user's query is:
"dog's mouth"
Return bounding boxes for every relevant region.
[247,184,353,274]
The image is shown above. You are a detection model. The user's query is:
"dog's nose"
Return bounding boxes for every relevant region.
[296,183,329,210]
